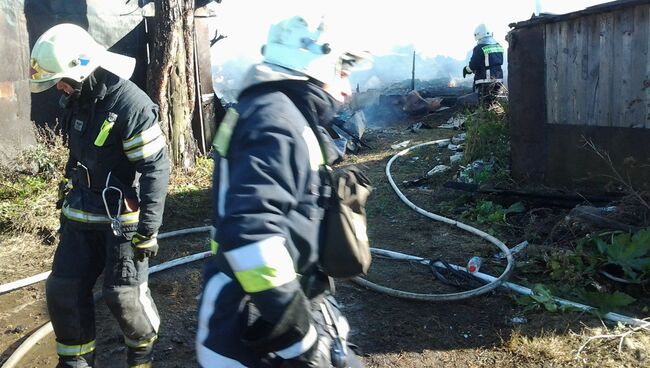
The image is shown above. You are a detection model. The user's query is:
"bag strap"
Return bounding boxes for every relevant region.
[300,109,330,168]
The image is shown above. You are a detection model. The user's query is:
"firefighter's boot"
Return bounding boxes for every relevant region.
[126,335,156,368]
[129,363,152,368]
[56,351,95,368]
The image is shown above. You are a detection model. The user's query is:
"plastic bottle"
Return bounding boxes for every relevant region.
[467,256,482,273]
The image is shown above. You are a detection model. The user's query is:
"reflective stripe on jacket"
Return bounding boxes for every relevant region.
[61,69,169,235]
[469,42,504,84]
[206,81,332,324]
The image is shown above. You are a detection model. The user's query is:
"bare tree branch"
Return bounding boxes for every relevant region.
[580,136,650,211]
[575,319,650,358]
[210,30,227,47]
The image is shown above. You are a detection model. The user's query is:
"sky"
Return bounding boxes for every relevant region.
[206,0,609,96]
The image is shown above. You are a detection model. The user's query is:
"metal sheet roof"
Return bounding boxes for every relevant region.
[509,0,650,29]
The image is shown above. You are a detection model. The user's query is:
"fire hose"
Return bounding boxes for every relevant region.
[0,226,212,295]
[2,141,648,366]
[3,247,646,368]
[362,247,647,327]
[350,139,647,326]
[1,225,212,368]
[349,139,517,301]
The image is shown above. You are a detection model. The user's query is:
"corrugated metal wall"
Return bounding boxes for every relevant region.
[0,1,221,164]
[26,0,151,129]
[545,4,650,128]
[0,0,35,164]
[0,0,149,165]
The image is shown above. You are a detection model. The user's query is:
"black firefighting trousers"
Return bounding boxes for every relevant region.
[45,223,159,367]
[475,81,505,106]
[197,271,364,368]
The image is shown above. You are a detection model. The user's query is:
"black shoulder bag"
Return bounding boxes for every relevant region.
[304,119,373,279]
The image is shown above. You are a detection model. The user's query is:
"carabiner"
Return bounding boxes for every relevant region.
[102,172,124,236]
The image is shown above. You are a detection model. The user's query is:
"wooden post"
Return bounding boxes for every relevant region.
[411,50,416,91]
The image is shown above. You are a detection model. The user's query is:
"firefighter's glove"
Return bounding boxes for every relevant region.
[131,232,158,261]
[242,290,321,365]
[56,178,72,209]
[462,67,470,78]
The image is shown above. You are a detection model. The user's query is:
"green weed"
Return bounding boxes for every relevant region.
[461,200,525,226]
[515,284,562,313]
[459,106,511,185]
[463,107,509,165]
[514,283,634,316]
[577,229,650,282]
[0,126,66,235]
[522,228,650,316]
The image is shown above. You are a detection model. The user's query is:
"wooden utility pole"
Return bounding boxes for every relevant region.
[147,0,197,170]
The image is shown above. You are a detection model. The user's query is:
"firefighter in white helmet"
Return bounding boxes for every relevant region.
[196,15,368,367]
[462,23,505,104]
[30,23,169,368]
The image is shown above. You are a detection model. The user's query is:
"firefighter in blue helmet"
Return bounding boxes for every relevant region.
[196,15,368,367]
[462,23,505,105]
[29,23,169,368]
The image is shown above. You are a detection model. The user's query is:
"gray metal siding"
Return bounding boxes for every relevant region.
[0,0,35,165]
[545,4,650,128]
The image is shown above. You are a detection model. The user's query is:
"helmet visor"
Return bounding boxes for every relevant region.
[30,58,62,93]
[30,79,60,93]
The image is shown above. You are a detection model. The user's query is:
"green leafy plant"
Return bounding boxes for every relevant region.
[0,125,67,234]
[461,200,525,226]
[515,284,560,312]
[516,283,636,317]
[548,252,592,283]
[579,291,636,316]
[462,106,510,174]
[577,229,650,282]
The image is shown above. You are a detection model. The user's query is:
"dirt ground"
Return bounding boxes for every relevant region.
[1,108,649,367]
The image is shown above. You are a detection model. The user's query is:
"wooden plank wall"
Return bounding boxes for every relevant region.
[545,4,650,128]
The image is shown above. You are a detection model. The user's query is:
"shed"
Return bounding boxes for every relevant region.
[507,0,650,192]
[0,0,221,166]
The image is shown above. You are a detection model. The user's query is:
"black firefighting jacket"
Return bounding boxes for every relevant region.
[468,39,504,85]
[206,64,342,327]
[60,68,170,236]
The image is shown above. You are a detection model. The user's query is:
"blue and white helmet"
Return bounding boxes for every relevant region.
[262,16,371,101]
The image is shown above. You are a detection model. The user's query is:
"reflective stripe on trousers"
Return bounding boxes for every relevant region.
[196,273,247,367]
[46,223,159,365]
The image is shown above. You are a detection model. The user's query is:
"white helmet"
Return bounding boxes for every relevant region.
[473,23,493,42]
[29,23,136,93]
[261,16,371,101]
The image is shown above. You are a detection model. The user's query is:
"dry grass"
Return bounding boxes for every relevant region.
[168,155,213,192]
[162,156,214,230]
[503,329,580,366]
[364,327,648,368]
[500,326,650,368]
[0,126,65,237]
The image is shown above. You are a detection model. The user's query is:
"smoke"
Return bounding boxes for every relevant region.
[349,44,472,93]
[212,43,479,102]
